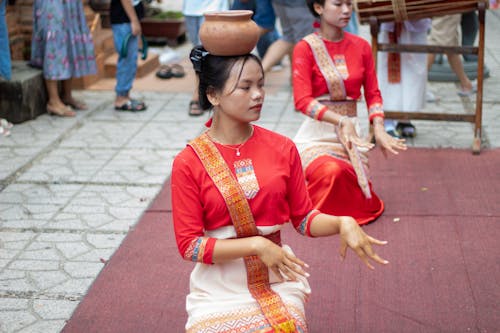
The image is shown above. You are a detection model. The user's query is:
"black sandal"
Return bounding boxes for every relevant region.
[114,99,147,112]
[156,65,173,79]
[396,122,416,138]
[188,100,203,117]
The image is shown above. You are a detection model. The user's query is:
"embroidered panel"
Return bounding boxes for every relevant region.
[333,54,349,79]
[184,237,208,263]
[305,100,326,120]
[187,304,308,333]
[234,159,260,199]
[296,210,320,236]
[300,144,351,170]
[368,103,384,119]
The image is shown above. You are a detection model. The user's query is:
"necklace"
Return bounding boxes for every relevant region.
[208,126,254,157]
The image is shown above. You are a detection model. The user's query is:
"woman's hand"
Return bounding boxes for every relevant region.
[339,117,374,150]
[373,119,407,156]
[338,216,389,270]
[255,237,309,282]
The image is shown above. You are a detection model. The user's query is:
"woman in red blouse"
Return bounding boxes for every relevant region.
[292,0,407,225]
[171,43,389,332]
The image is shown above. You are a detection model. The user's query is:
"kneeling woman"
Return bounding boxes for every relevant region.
[171,30,389,332]
[292,0,407,225]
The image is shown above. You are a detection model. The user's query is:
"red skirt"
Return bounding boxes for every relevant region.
[305,155,384,225]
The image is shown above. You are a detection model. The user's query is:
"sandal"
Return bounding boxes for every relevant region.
[170,64,185,78]
[156,64,185,80]
[63,98,88,110]
[114,99,147,112]
[188,100,203,117]
[47,105,76,117]
[396,122,416,138]
[156,65,173,79]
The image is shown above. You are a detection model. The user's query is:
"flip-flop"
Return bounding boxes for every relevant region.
[170,64,185,78]
[188,100,203,117]
[156,65,173,79]
[115,99,147,112]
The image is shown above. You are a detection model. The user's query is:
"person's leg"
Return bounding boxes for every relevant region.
[461,11,478,62]
[46,79,76,116]
[446,53,473,92]
[112,23,140,108]
[0,0,11,80]
[61,79,88,110]
[184,15,203,46]
[261,39,294,72]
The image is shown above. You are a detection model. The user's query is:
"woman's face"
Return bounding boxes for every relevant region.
[213,58,265,124]
[315,0,353,29]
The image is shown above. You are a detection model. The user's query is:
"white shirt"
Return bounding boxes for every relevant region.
[182,0,229,16]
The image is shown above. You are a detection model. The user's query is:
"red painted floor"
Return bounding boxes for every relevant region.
[63,148,500,333]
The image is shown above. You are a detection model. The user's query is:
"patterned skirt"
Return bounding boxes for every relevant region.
[185,225,310,333]
[31,0,96,80]
[294,117,384,225]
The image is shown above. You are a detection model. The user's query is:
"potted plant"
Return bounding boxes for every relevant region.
[140,8,186,43]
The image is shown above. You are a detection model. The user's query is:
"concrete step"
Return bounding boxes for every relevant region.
[104,52,160,78]
[0,61,47,124]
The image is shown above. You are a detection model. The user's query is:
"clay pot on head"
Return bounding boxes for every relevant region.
[199,10,260,56]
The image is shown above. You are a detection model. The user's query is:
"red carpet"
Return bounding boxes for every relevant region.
[62,148,500,333]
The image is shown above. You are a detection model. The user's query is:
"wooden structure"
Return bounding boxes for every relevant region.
[356,0,488,153]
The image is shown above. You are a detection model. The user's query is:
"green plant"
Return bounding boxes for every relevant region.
[151,10,184,20]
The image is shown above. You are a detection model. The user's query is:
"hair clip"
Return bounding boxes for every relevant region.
[190,48,210,73]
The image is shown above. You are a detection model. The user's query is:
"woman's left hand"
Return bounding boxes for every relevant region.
[338,216,389,270]
[339,117,374,150]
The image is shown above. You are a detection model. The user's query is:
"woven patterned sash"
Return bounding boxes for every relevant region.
[304,33,372,199]
[388,22,402,83]
[189,133,297,333]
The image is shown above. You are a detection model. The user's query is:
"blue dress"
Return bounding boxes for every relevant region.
[31,0,96,80]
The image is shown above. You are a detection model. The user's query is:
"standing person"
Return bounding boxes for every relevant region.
[31,0,97,117]
[0,0,13,136]
[0,0,11,81]
[292,0,407,225]
[172,42,389,332]
[231,0,281,61]
[427,14,476,97]
[110,0,148,112]
[377,19,431,138]
[261,0,315,73]
[183,0,229,116]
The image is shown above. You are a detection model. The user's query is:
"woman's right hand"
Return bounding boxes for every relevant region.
[255,237,309,282]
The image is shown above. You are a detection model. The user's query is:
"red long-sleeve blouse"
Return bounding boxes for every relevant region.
[292,32,384,121]
[171,126,319,264]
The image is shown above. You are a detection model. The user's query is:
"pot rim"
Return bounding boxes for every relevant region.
[203,10,253,21]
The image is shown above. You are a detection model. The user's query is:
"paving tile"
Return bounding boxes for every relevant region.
[18,148,115,183]
[92,148,176,185]
[0,147,41,181]
[58,121,144,149]
[125,121,205,149]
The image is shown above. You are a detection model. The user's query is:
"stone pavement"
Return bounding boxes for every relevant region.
[0,10,499,333]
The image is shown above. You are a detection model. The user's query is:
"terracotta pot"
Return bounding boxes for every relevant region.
[199,10,260,56]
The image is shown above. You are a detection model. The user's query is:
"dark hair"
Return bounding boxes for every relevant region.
[189,45,264,111]
[306,0,324,18]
